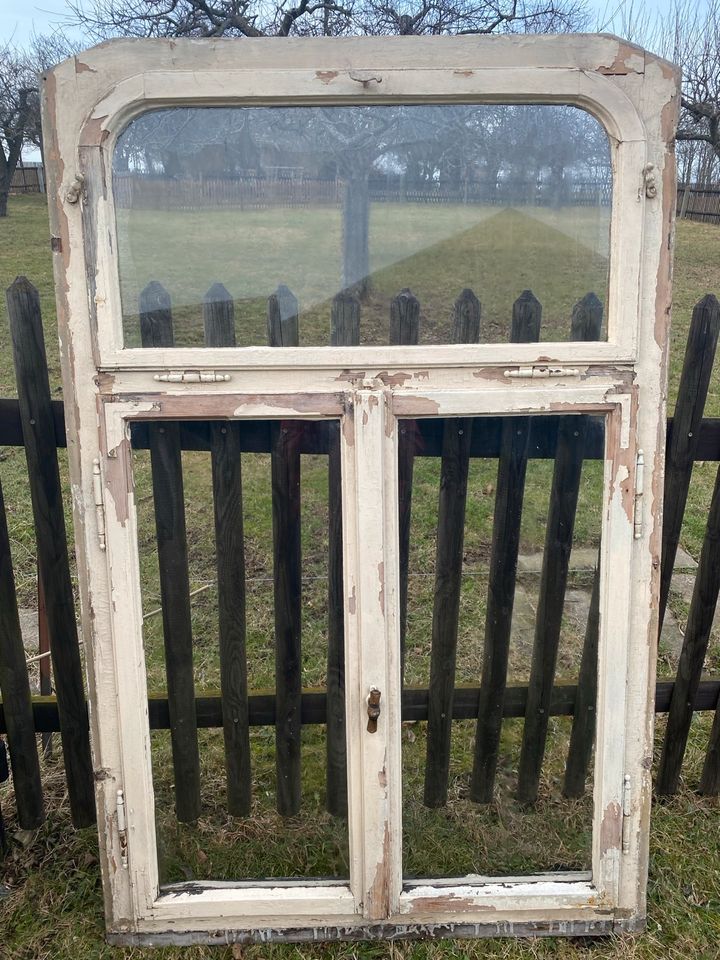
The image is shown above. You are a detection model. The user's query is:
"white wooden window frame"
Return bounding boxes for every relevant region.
[41,34,678,944]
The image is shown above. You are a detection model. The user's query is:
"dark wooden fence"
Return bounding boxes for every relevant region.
[9,165,45,195]
[677,184,720,224]
[112,174,611,212]
[1,277,720,835]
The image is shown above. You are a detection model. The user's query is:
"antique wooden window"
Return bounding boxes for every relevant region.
[42,35,678,944]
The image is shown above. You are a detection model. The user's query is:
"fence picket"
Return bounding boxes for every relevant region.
[517,292,603,805]
[204,283,251,817]
[390,289,421,680]
[563,556,601,798]
[471,290,541,803]
[326,291,360,817]
[424,289,481,808]
[6,276,95,828]
[659,295,720,630]
[658,463,720,794]
[140,281,201,823]
[268,286,303,816]
[0,478,44,828]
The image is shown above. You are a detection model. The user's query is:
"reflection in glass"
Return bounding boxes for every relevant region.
[114,104,611,347]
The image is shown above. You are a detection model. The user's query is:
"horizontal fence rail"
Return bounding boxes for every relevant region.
[0,278,719,842]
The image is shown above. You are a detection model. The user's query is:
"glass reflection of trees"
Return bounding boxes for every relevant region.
[114,104,611,299]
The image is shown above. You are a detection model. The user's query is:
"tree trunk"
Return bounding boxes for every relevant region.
[342,173,370,299]
[0,183,10,218]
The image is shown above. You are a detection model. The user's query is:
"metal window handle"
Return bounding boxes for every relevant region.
[367,688,381,733]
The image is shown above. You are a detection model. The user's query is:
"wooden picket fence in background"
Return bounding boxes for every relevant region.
[0,277,719,841]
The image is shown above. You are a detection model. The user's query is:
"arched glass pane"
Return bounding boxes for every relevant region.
[113,104,612,348]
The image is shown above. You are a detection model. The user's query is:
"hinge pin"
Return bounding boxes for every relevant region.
[634,450,645,540]
[622,773,632,854]
[92,459,106,552]
[116,789,128,868]
[504,365,581,379]
[153,371,231,383]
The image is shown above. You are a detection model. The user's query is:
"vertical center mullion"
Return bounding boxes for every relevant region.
[342,387,402,921]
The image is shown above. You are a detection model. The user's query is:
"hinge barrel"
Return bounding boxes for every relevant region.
[116,788,128,868]
[633,450,645,540]
[503,365,581,379]
[92,459,106,551]
[622,773,632,853]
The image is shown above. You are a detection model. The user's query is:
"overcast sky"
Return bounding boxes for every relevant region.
[1,0,687,48]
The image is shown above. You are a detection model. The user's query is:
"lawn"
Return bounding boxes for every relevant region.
[1,194,720,959]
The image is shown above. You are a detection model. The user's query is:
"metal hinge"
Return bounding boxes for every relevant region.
[633,450,645,540]
[622,774,632,854]
[153,371,231,383]
[503,365,582,379]
[92,459,106,552]
[116,789,129,868]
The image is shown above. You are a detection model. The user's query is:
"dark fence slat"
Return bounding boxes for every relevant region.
[657,462,720,795]
[268,286,302,816]
[204,284,251,817]
[424,289,480,808]
[517,292,603,805]
[141,281,201,823]
[700,703,720,794]
[660,294,720,630]
[6,678,719,735]
[471,290,541,803]
[326,291,360,817]
[390,289,421,680]
[0,478,44,828]
[563,555,601,798]
[6,276,94,828]
[0,401,719,462]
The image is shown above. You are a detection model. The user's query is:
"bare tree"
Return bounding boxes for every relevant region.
[598,0,720,185]
[0,44,39,218]
[665,0,720,183]
[67,0,587,40]
[0,33,83,217]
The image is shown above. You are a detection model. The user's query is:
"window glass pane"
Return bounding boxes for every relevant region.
[130,418,349,884]
[399,412,605,879]
[114,104,611,348]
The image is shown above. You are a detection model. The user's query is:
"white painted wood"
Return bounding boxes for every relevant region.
[41,32,678,942]
[43,35,659,369]
[341,385,402,919]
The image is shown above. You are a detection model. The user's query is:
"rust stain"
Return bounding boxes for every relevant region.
[596,41,645,76]
[408,896,495,915]
[393,397,440,417]
[376,370,412,387]
[81,114,110,147]
[334,369,366,384]
[95,371,116,393]
[599,800,622,855]
[104,437,131,525]
[366,821,390,919]
[316,70,339,84]
[342,405,355,446]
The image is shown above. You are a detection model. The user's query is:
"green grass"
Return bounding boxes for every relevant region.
[117,202,610,346]
[1,195,720,958]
